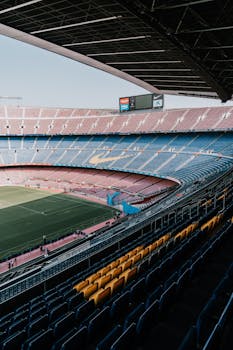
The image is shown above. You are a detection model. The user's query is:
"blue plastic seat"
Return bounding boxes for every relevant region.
[8,317,27,335]
[60,326,88,350]
[75,299,95,324]
[0,320,11,333]
[29,305,47,321]
[96,325,122,350]
[88,306,110,341]
[130,277,145,304]
[176,269,191,294]
[159,282,177,313]
[62,289,76,300]
[145,266,160,291]
[136,299,159,336]
[30,301,45,313]
[67,293,83,310]
[15,303,29,314]
[138,259,149,275]
[27,329,54,350]
[28,314,49,337]
[190,256,203,277]
[13,309,29,322]
[149,252,159,266]
[50,327,78,350]
[0,312,14,325]
[110,291,130,320]
[110,323,136,350]
[124,303,145,330]
[47,296,63,310]
[0,330,7,343]
[146,285,162,307]
[164,271,178,290]
[2,329,26,350]
[21,330,45,350]
[53,311,75,338]
[49,302,68,323]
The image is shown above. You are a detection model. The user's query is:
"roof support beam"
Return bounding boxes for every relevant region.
[193,45,233,50]
[178,25,233,34]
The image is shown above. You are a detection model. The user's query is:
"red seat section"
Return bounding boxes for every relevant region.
[2,105,232,136]
[0,167,176,206]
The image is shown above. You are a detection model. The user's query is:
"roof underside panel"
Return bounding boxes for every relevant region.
[0,0,232,101]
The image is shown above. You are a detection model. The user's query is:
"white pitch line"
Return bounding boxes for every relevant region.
[51,194,109,209]
[17,204,47,215]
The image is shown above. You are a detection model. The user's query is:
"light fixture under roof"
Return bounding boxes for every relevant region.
[0,0,42,14]
[63,35,151,47]
[145,79,206,83]
[154,84,210,89]
[88,49,165,57]
[122,69,192,71]
[135,75,200,78]
[107,60,181,64]
[31,16,122,34]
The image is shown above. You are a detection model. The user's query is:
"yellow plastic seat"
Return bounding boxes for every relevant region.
[109,260,119,269]
[121,259,133,272]
[151,241,158,251]
[73,280,89,292]
[111,266,122,279]
[142,247,150,258]
[133,253,142,265]
[119,269,131,285]
[95,274,112,289]
[163,233,171,242]
[117,254,129,264]
[128,246,143,258]
[90,287,111,306]
[105,278,119,294]
[157,238,163,247]
[127,267,138,283]
[112,277,125,294]
[98,265,111,276]
[89,288,104,305]
[81,283,98,299]
[87,272,101,284]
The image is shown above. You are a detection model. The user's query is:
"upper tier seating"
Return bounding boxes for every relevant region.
[0,105,232,135]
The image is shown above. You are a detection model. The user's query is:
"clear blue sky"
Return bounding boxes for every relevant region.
[1,35,233,110]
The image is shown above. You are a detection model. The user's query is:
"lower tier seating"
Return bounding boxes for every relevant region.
[0,205,232,350]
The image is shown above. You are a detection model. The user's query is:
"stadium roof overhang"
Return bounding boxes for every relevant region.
[0,0,233,102]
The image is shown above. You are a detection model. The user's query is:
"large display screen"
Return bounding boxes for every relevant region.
[135,94,153,110]
[119,93,163,112]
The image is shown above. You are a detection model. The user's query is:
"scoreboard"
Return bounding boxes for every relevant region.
[119,93,164,113]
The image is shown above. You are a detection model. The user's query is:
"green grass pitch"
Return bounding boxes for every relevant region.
[0,186,118,259]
